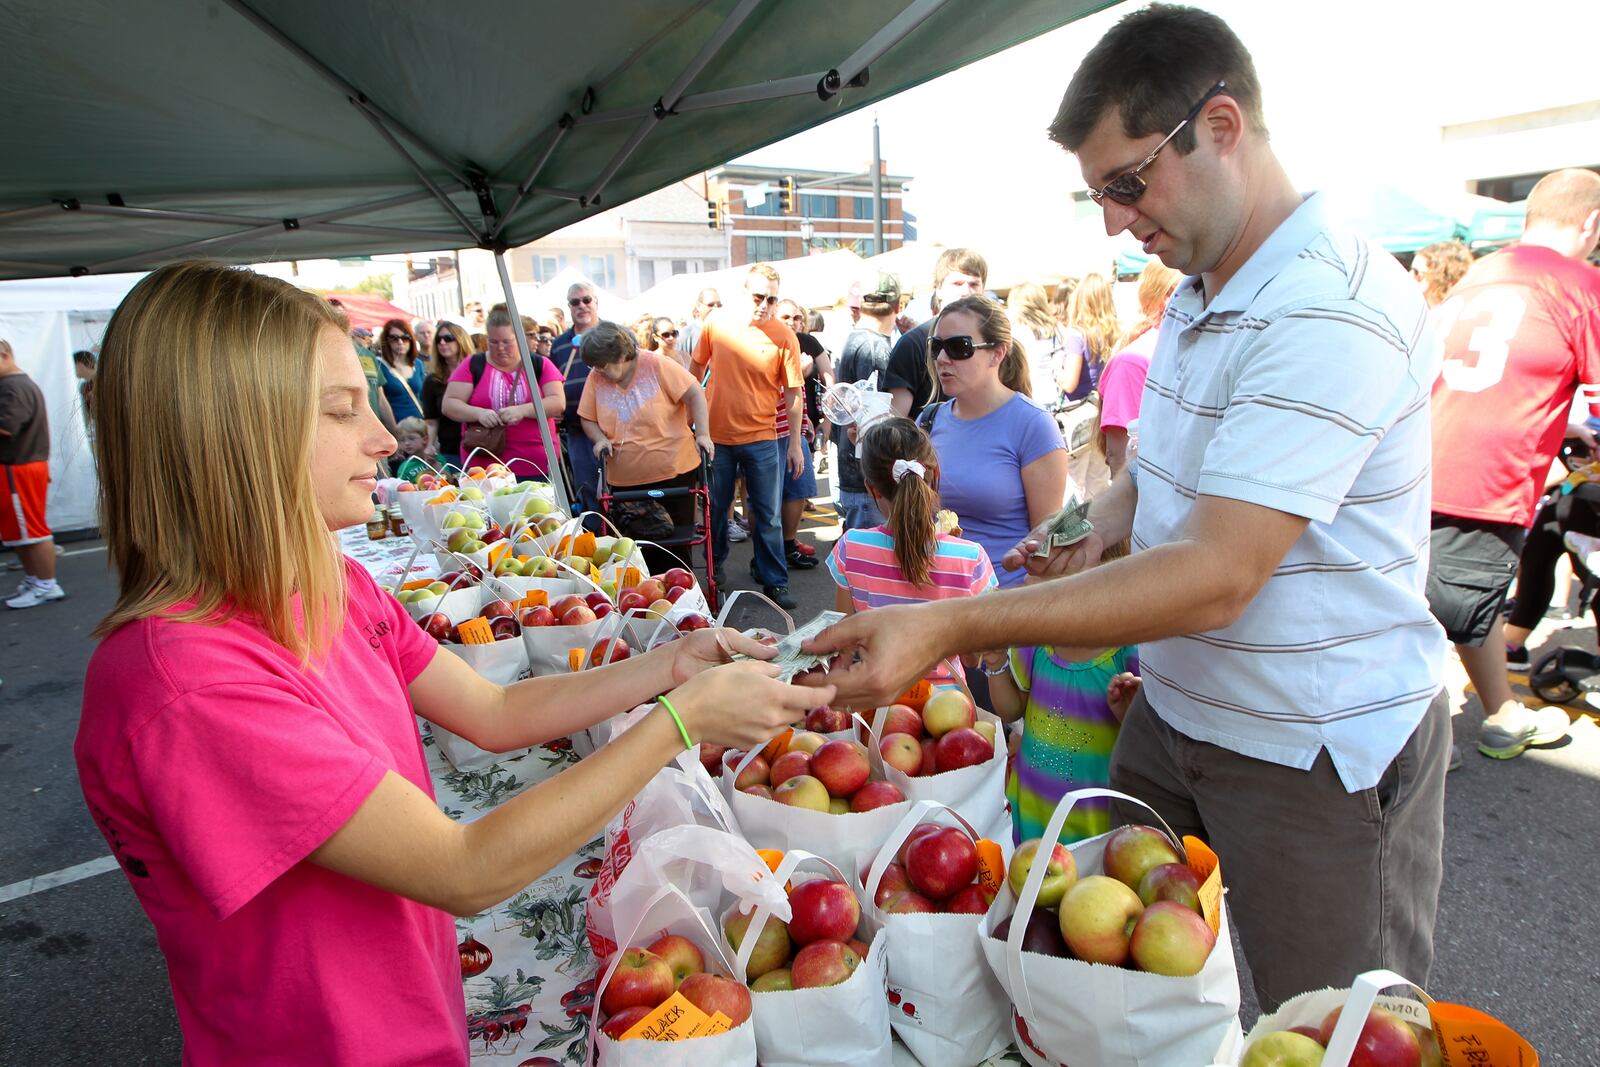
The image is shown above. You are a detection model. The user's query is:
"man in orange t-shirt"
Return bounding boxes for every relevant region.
[693,264,804,608]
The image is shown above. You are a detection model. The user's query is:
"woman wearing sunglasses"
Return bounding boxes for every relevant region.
[653,316,685,368]
[918,295,1068,591]
[421,322,472,468]
[376,318,427,422]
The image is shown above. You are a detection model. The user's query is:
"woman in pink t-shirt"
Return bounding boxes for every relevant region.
[76,263,830,1067]
[442,305,566,477]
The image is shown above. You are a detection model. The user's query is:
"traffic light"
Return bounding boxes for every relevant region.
[706,198,722,229]
[780,175,795,214]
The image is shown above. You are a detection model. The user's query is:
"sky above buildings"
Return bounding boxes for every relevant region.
[733,0,1597,251]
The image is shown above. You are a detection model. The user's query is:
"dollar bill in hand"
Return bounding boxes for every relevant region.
[1031,495,1093,559]
[736,609,845,681]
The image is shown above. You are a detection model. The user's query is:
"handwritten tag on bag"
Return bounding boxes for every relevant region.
[518,590,548,609]
[1183,835,1223,937]
[1429,1003,1539,1066]
[456,618,495,645]
[618,991,722,1041]
[975,839,1006,896]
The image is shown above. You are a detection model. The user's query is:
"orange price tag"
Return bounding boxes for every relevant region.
[518,590,548,609]
[456,618,495,645]
[618,991,715,1042]
[755,848,792,893]
[487,541,512,567]
[623,566,643,589]
[400,578,437,592]
[589,563,604,582]
[1182,835,1223,937]
[567,648,586,673]
[896,679,931,712]
[1430,1003,1539,1066]
[975,838,1006,896]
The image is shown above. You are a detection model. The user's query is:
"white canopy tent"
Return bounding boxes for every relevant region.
[0,274,147,533]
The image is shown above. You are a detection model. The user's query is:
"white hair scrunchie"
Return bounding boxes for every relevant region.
[891,459,926,483]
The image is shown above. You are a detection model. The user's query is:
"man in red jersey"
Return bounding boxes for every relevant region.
[1426,168,1600,760]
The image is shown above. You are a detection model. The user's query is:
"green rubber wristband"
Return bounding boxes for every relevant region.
[657,696,694,751]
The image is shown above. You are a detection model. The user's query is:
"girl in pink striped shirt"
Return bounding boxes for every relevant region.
[827,418,996,692]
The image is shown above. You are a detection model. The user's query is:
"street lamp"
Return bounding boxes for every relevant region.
[800,217,815,255]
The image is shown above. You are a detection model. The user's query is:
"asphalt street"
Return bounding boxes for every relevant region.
[2,485,1596,1064]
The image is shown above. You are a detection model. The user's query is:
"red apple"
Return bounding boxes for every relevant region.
[519,604,556,628]
[723,908,790,981]
[787,879,862,945]
[599,1004,653,1041]
[1318,1007,1422,1067]
[879,704,924,739]
[921,688,975,738]
[918,738,937,776]
[675,612,712,632]
[617,590,650,613]
[1137,863,1203,913]
[489,616,521,640]
[588,637,631,666]
[664,584,686,603]
[1129,900,1215,976]
[786,730,827,754]
[773,774,831,812]
[645,934,704,988]
[560,604,598,626]
[733,755,770,791]
[811,739,871,797]
[879,734,922,776]
[600,948,674,1015]
[942,883,997,915]
[481,526,506,544]
[870,862,914,908]
[647,598,674,618]
[480,598,517,621]
[698,743,729,778]
[905,827,979,901]
[635,578,667,603]
[805,705,851,734]
[740,784,773,800]
[847,938,871,960]
[1058,875,1143,966]
[550,594,587,617]
[421,612,454,642]
[790,940,861,989]
[768,750,813,789]
[661,567,695,592]
[880,890,937,915]
[584,591,611,610]
[993,908,1070,957]
[677,972,752,1027]
[1288,1026,1325,1042]
[1007,839,1078,908]
[850,780,905,813]
[1103,825,1181,892]
[934,727,993,773]
[897,824,943,868]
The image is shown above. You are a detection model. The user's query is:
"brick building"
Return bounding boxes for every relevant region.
[707,163,914,265]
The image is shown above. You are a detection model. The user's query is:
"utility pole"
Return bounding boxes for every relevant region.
[871,114,884,256]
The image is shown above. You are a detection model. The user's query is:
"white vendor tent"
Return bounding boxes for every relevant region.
[0,273,147,533]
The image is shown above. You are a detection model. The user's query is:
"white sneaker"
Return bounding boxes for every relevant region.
[6,582,65,609]
[729,518,749,543]
[1563,530,1600,574]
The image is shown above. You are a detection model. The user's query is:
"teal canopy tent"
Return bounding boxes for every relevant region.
[1,0,1106,509]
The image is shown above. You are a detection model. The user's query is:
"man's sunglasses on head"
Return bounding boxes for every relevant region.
[1088,80,1228,207]
[929,335,997,360]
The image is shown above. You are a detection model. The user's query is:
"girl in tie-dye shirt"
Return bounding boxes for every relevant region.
[982,642,1140,845]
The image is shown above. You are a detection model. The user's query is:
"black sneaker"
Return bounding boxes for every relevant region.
[763,585,799,609]
[786,546,819,570]
[1506,643,1530,671]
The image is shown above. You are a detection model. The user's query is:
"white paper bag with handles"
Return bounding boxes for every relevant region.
[1223,970,1453,1067]
[978,787,1241,1067]
[732,849,894,1067]
[860,800,1013,1067]
[862,704,1011,844]
[719,723,913,884]
[520,556,609,676]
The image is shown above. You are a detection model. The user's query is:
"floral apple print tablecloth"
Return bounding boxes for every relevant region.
[345,528,1024,1067]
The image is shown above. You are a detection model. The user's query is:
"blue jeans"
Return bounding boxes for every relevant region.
[838,489,885,532]
[564,431,603,524]
[712,440,788,589]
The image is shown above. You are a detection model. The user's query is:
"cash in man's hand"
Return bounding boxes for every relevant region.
[1031,494,1093,559]
[733,609,845,682]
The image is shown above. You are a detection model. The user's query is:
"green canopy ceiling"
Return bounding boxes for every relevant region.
[0,0,1108,281]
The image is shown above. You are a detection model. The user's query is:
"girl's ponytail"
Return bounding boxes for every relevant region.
[859,418,942,588]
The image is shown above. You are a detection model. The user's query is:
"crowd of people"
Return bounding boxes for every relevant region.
[0,2,1586,1062]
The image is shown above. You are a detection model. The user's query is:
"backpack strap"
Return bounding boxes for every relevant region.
[916,399,945,433]
[469,352,488,386]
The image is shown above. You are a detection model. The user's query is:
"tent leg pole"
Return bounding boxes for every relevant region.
[493,251,573,518]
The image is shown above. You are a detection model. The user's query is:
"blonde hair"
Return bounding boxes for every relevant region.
[933,294,1031,397]
[1116,261,1182,350]
[747,263,780,285]
[396,416,427,437]
[93,261,348,662]
[1066,272,1121,367]
[1006,281,1055,336]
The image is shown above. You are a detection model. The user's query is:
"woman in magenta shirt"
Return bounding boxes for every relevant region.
[75,262,829,1067]
[442,304,566,478]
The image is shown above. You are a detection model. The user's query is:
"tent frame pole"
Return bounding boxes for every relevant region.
[489,124,572,243]
[351,103,484,241]
[822,0,951,98]
[492,250,573,518]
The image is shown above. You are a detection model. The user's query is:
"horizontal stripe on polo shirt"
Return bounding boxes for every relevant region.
[826,527,996,611]
[1130,192,1446,793]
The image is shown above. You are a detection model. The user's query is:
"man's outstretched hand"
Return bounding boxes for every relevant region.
[799,604,947,710]
[999,525,1106,583]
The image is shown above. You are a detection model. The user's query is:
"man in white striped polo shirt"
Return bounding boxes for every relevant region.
[806,5,1450,1011]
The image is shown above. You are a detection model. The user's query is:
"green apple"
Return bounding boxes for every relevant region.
[464,539,487,554]
[459,487,486,502]
[494,557,520,576]
[611,537,635,561]
[396,589,420,604]
[464,512,486,529]
[445,529,473,551]
[522,497,555,517]
[442,512,468,529]
[600,580,618,599]
[426,581,449,596]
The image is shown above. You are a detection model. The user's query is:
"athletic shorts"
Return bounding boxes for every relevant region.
[1,461,52,546]
[780,433,817,502]
[1424,514,1525,646]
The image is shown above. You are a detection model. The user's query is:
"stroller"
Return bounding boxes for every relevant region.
[596,453,718,612]
[1525,435,1600,706]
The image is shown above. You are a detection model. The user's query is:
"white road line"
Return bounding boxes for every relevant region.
[0,855,121,903]
[60,544,108,558]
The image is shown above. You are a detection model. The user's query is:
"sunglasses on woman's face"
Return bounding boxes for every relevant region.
[437,334,456,344]
[658,330,679,339]
[930,335,998,361]
[569,295,594,307]
[386,334,410,343]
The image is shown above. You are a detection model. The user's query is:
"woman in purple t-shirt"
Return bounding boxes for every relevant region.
[920,295,1068,590]
[442,306,566,478]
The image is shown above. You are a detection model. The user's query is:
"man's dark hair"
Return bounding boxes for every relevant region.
[73,349,98,370]
[1048,4,1267,155]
